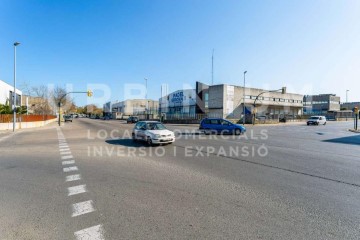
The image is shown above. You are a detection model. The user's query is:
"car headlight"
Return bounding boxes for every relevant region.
[153,134,161,138]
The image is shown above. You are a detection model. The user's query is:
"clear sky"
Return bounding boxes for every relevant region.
[0,0,359,106]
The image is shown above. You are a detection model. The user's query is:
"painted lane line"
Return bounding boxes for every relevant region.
[74,225,105,240]
[59,148,70,152]
[63,166,78,172]
[60,151,72,155]
[62,160,76,165]
[66,174,81,182]
[61,155,74,160]
[68,184,87,196]
[72,200,95,217]
[59,145,69,149]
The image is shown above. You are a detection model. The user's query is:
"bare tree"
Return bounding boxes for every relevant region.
[31,85,53,115]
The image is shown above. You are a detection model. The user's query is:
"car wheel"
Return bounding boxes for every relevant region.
[307,123,309,126]
[324,122,326,125]
[204,129,211,135]
[147,137,153,146]
[235,128,241,135]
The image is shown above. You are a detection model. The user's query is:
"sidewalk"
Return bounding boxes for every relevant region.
[0,121,59,142]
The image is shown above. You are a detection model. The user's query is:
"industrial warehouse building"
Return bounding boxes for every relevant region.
[159,81,304,120]
[104,99,159,119]
[303,94,341,114]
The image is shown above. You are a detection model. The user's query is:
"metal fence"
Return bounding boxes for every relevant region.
[0,114,56,123]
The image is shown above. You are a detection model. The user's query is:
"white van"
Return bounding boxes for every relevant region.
[307,116,327,126]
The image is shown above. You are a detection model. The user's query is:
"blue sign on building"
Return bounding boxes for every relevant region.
[171,91,184,103]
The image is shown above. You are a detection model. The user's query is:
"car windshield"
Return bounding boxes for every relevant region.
[146,123,166,130]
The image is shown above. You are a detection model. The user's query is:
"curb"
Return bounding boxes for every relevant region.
[348,129,360,133]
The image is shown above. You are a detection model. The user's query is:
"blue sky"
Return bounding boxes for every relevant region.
[0,0,359,106]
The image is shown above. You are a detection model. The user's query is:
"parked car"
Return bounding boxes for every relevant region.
[307,116,327,125]
[199,118,246,135]
[64,115,73,122]
[127,116,139,124]
[132,121,175,146]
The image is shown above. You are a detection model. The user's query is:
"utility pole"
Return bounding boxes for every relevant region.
[145,78,148,119]
[346,90,349,121]
[243,71,247,125]
[211,49,214,85]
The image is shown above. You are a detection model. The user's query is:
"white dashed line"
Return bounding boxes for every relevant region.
[61,155,74,160]
[68,184,87,196]
[74,225,105,240]
[62,160,76,165]
[63,166,78,172]
[57,128,105,239]
[60,151,72,155]
[72,200,95,217]
[66,174,81,182]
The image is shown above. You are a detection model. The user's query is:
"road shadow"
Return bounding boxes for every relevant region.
[323,135,360,146]
[176,132,202,136]
[105,138,149,147]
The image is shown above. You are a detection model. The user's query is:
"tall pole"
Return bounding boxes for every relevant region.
[145,78,148,119]
[211,49,214,85]
[13,42,20,132]
[346,90,349,121]
[243,71,247,125]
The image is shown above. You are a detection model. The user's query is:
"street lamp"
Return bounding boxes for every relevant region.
[243,71,247,125]
[13,42,20,132]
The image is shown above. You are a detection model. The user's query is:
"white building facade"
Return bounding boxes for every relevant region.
[0,80,22,106]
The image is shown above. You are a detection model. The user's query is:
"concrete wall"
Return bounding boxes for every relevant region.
[0,118,57,131]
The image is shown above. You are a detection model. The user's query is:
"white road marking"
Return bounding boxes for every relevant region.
[63,166,78,172]
[68,184,87,196]
[61,155,73,160]
[59,148,70,152]
[74,225,105,240]
[72,200,95,217]
[59,145,69,148]
[62,160,75,165]
[60,151,72,155]
[66,174,81,182]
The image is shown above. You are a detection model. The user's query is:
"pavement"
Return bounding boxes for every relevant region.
[0,118,360,239]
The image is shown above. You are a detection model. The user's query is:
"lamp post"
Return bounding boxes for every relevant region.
[243,71,247,125]
[13,42,20,132]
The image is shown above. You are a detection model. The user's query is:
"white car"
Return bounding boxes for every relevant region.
[132,121,175,146]
[307,116,327,125]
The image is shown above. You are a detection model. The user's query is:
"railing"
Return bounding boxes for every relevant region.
[0,114,57,123]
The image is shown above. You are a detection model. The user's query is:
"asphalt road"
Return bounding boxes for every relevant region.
[1,118,359,240]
